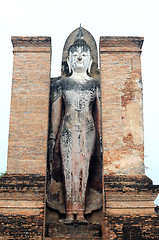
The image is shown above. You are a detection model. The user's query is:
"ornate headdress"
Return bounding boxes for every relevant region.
[68,25,91,54]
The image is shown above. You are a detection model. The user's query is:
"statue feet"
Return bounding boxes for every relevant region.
[76,214,88,224]
[63,213,74,224]
[62,213,88,224]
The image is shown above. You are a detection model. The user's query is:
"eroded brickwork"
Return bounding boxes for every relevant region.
[7,37,51,175]
[100,37,159,240]
[103,175,159,240]
[100,37,144,175]
[0,174,45,239]
[104,215,159,240]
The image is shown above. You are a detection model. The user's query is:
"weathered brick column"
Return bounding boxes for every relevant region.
[7,37,51,175]
[100,37,144,175]
[100,37,159,240]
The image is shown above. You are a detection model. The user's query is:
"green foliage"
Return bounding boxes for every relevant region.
[0,171,6,178]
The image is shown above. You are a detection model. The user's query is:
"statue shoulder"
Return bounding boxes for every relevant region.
[51,78,63,102]
[91,79,100,98]
[90,78,100,89]
[51,78,62,88]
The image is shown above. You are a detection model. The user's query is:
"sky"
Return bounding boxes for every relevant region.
[0,0,159,203]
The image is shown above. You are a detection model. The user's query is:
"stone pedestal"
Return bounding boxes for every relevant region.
[45,223,102,240]
[7,37,51,175]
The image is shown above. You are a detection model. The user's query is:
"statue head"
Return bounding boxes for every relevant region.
[67,27,93,75]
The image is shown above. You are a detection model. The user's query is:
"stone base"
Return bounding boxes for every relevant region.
[45,222,102,240]
[103,175,159,240]
[0,174,45,239]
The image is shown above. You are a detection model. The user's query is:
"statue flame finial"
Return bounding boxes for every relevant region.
[76,24,84,40]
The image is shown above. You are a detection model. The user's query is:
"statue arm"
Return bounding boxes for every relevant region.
[50,83,62,149]
[95,83,101,138]
[50,97,62,144]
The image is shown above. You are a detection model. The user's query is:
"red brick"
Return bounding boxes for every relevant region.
[7,37,51,175]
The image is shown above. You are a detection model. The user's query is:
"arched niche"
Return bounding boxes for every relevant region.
[46,27,102,225]
[61,27,100,79]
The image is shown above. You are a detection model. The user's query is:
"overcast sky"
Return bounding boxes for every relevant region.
[0,0,159,203]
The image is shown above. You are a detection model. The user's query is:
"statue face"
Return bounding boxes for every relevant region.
[68,46,92,74]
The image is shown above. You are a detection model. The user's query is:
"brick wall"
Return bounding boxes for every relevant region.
[99,37,159,240]
[100,37,144,175]
[104,215,159,240]
[103,175,159,240]
[0,174,45,239]
[7,37,51,175]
